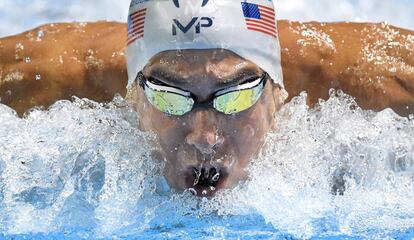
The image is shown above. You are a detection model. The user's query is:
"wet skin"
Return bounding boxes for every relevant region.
[131,49,284,196]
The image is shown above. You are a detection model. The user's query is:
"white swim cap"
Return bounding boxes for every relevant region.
[126,0,283,87]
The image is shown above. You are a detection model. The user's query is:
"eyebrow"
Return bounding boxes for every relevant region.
[147,67,263,90]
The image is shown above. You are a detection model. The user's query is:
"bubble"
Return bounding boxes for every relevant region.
[212,173,220,182]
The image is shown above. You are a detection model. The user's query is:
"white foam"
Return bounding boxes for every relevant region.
[202,91,414,238]
[0,92,413,238]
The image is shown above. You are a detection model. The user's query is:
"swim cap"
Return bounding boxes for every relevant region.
[126,0,283,87]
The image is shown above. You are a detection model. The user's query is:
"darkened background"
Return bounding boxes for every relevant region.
[0,0,413,37]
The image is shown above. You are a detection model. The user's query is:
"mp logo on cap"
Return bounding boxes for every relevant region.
[172,0,209,8]
[172,17,213,35]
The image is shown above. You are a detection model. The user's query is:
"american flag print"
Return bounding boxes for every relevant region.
[241,2,277,38]
[127,8,147,45]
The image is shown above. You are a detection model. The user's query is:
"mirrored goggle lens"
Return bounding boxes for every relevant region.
[213,82,264,115]
[144,87,194,116]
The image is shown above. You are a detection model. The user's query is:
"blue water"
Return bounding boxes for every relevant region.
[0,93,414,239]
[3,217,414,239]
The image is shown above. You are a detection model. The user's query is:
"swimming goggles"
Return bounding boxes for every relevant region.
[137,71,268,116]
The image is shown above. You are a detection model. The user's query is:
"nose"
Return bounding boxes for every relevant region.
[186,130,223,154]
[185,111,224,154]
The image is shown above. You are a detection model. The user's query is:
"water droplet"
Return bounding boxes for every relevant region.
[188,188,197,195]
[212,173,220,182]
[193,168,201,186]
[15,43,24,60]
[175,50,183,57]
[202,190,207,195]
[24,57,31,63]
[35,74,41,81]
[36,30,44,42]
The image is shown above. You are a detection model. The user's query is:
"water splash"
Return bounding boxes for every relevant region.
[0,92,413,239]
[0,96,158,237]
[202,91,414,238]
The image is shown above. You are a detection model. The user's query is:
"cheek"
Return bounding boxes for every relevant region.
[147,109,189,150]
[224,101,273,158]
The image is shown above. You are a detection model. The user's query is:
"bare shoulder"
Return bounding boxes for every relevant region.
[279,21,414,116]
[0,22,128,115]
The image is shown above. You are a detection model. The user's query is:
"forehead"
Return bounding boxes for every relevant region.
[143,49,262,85]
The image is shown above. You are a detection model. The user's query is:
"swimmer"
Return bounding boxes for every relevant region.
[0,0,413,196]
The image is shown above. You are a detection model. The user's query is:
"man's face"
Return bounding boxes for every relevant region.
[135,49,283,196]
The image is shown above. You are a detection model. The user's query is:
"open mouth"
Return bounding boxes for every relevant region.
[185,165,229,197]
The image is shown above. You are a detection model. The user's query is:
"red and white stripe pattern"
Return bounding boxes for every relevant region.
[241,2,277,38]
[127,8,147,45]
